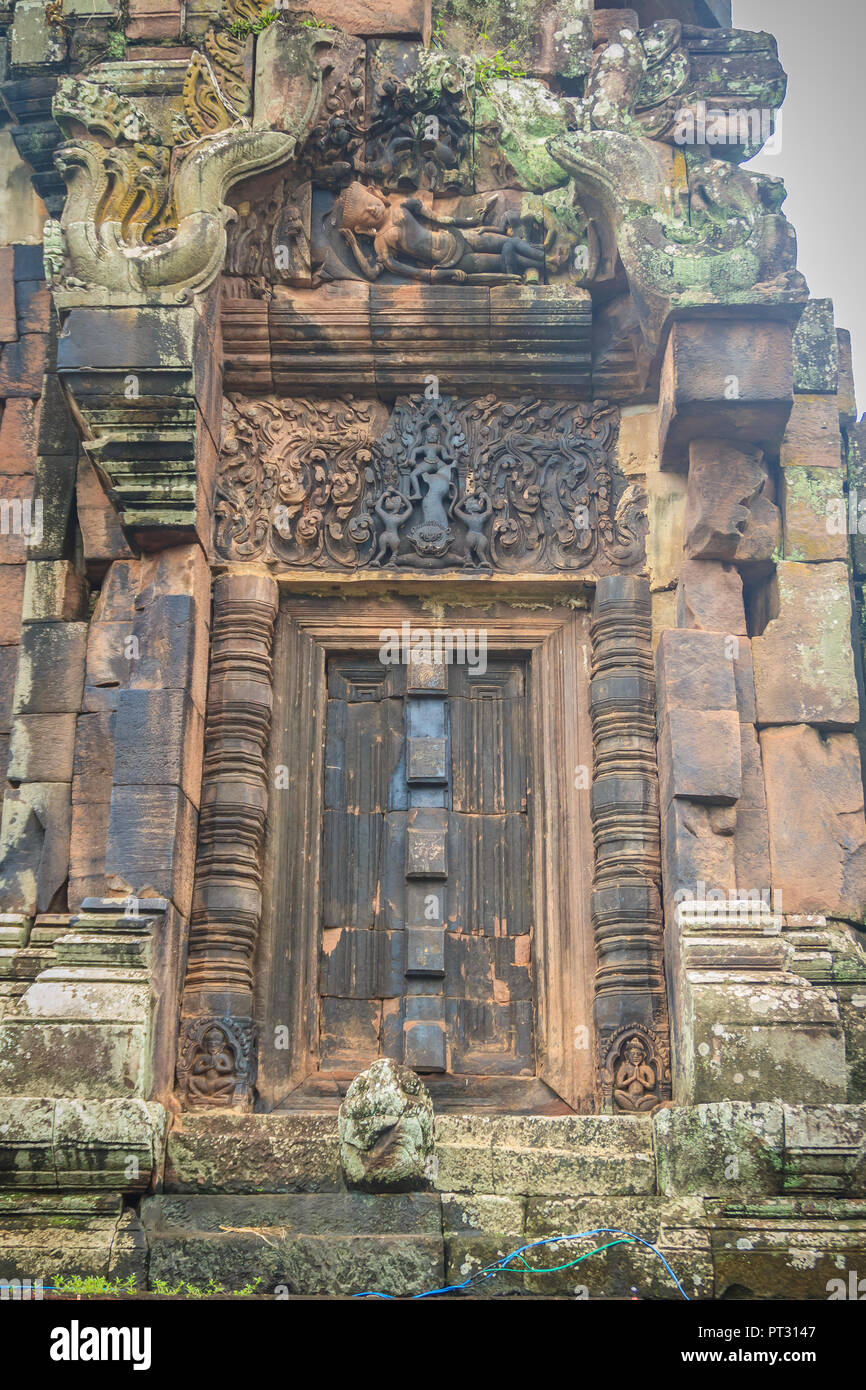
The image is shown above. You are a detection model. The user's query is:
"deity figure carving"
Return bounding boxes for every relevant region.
[602,1024,671,1114]
[332,182,550,285]
[177,1016,257,1109]
[613,1037,660,1113]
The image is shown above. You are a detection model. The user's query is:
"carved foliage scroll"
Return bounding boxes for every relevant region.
[215,394,646,576]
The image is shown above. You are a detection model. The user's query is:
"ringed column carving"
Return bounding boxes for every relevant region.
[176,572,279,1108]
[589,575,671,1113]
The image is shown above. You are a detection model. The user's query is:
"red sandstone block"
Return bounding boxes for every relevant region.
[8,712,76,782]
[0,399,39,475]
[658,318,794,465]
[69,798,111,887]
[0,334,48,398]
[0,477,35,564]
[15,283,51,336]
[105,784,198,918]
[0,565,25,645]
[77,455,135,564]
[127,0,182,39]
[779,393,843,469]
[72,709,115,803]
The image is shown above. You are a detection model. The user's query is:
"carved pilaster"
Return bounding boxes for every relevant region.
[177,572,278,1108]
[589,575,670,1113]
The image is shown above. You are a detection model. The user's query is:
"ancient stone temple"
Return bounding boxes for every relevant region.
[0,0,865,1301]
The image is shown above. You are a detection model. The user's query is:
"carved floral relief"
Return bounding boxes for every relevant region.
[215,393,646,575]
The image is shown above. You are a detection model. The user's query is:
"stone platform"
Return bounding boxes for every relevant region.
[2,1101,866,1298]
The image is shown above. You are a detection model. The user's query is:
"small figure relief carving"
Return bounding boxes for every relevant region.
[177,1016,257,1108]
[329,183,550,286]
[602,1025,671,1114]
[216,393,647,575]
[614,1037,660,1112]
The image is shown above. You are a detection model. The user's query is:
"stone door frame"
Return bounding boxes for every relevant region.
[255,593,597,1112]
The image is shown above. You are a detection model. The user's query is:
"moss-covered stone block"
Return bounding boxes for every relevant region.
[655,1102,784,1197]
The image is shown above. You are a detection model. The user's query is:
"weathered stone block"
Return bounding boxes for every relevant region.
[76,455,134,565]
[0,248,16,342]
[0,647,18,734]
[432,1114,655,1197]
[782,1104,866,1195]
[645,469,686,590]
[662,796,736,904]
[659,318,794,465]
[71,710,114,803]
[524,1195,712,1299]
[752,562,859,727]
[676,558,746,635]
[781,465,847,562]
[0,399,38,474]
[0,333,47,397]
[8,712,76,782]
[661,707,742,806]
[760,725,866,921]
[9,0,67,66]
[0,1096,55,1187]
[734,724,772,896]
[53,1098,167,1191]
[68,800,111,906]
[0,781,71,914]
[793,298,838,394]
[22,560,88,624]
[689,978,846,1104]
[655,1103,784,1197]
[27,453,77,560]
[837,328,857,424]
[113,689,204,806]
[13,621,87,714]
[655,629,738,719]
[165,1113,341,1193]
[142,1192,443,1296]
[0,565,24,645]
[105,784,198,916]
[433,1115,496,1192]
[440,1192,526,1238]
[129,592,208,715]
[780,393,842,469]
[259,0,429,38]
[0,477,36,564]
[684,438,777,561]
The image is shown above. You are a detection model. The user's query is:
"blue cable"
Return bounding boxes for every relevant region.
[353,1226,691,1300]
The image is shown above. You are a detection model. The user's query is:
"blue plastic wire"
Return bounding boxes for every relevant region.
[353,1226,691,1300]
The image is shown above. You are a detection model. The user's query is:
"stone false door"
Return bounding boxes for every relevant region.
[319,652,533,1079]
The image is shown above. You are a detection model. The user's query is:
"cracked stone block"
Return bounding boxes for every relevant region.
[684,438,779,562]
[676,558,747,635]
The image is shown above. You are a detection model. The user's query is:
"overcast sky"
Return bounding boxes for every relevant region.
[735,0,865,415]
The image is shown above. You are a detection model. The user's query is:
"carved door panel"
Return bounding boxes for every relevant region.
[319,653,534,1077]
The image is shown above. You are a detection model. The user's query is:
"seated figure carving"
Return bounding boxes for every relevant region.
[614,1037,660,1113]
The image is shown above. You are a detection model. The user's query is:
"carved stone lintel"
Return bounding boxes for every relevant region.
[217,393,646,577]
[590,574,671,1112]
[176,572,278,1108]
